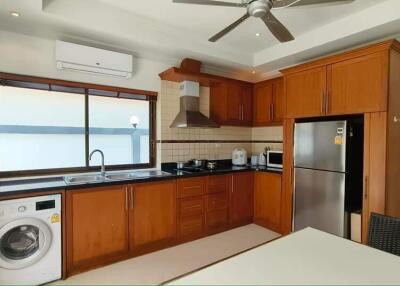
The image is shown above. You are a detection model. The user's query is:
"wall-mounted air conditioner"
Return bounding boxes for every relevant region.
[55,40,132,78]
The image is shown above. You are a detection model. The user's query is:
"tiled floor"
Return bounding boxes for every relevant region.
[53,224,280,285]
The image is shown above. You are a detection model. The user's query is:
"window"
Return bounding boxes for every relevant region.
[89,96,150,166]
[0,74,156,176]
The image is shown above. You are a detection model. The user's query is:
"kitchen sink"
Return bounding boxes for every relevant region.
[64,174,105,184]
[64,170,172,185]
[105,173,137,181]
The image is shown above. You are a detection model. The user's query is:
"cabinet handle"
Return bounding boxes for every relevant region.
[325,91,330,114]
[231,175,234,193]
[241,104,244,121]
[130,187,134,209]
[271,103,275,121]
[364,176,368,200]
[321,92,325,115]
[238,106,241,121]
[125,186,129,210]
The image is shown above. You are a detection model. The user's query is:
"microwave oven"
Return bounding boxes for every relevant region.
[267,150,283,169]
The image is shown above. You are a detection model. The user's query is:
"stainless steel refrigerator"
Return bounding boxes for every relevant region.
[293,118,363,238]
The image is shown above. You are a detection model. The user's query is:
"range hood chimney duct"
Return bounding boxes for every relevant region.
[170,80,220,128]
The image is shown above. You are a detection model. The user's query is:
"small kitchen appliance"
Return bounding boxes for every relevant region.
[266,150,283,168]
[258,153,266,166]
[232,148,247,166]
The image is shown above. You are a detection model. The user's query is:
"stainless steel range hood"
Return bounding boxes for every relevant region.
[170,81,219,128]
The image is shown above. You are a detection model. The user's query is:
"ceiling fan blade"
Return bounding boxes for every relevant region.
[209,13,250,42]
[272,0,353,8]
[172,0,246,7]
[261,11,294,42]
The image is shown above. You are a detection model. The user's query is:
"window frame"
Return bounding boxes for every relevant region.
[0,72,157,178]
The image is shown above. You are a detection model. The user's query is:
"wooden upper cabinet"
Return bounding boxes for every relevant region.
[285,66,327,118]
[327,52,388,115]
[229,172,254,226]
[226,81,243,123]
[210,80,253,126]
[129,180,177,251]
[66,185,129,275]
[253,77,284,126]
[253,81,273,125]
[254,172,282,233]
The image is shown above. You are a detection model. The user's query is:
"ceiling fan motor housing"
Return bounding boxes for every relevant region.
[247,0,271,18]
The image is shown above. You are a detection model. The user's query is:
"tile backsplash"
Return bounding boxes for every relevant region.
[158,80,283,163]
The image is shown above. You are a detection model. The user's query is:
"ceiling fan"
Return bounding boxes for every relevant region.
[172,0,353,43]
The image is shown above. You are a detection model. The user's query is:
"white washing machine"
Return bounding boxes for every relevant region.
[0,194,62,285]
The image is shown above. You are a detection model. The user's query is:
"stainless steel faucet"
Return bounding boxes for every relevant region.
[89,149,105,177]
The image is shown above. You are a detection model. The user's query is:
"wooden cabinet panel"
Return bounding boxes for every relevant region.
[241,83,253,125]
[253,82,273,125]
[230,172,254,226]
[254,172,282,232]
[178,196,204,218]
[273,78,284,122]
[210,80,252,126]
[178,215,204,240]
[66,185,129,275]
[129,180,176,250]
[207,175,229,194]
[177,177,205,198]
[205,209,228,232]
[328,52,388,115]
[362,112,387,243]
[206,192,228,211]
[285,66,326,118]
[226,81,242,123]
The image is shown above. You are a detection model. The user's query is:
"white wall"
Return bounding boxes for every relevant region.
[0,30,172,92]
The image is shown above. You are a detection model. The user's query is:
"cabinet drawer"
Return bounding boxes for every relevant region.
[206,192,228,211]
[178,177,205,198]
[205,209,228,230]
[207,175,229,194]
[178,216,203,238]
[178,196,204,218]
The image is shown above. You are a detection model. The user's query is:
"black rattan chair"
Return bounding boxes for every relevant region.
[367,212,400,256]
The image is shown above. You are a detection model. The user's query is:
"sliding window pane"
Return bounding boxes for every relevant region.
[0,86,85,171]
[89,96,150,166]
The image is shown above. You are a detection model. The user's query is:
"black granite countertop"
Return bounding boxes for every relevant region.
[0,163,282,197]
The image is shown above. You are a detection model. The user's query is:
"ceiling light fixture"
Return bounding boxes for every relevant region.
[252,70,256,74]
[255,33,261,37]
[10,11,20,17]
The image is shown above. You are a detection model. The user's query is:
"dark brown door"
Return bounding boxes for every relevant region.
[226,81,242,123]
[253,82,273,125]
[240,83,253,125]
[66,185,129,275]
[230,172,254,226]
[328,52,388,115]
[129,180,177,251]
[254,172,282,233]
[285,66,327,118]
[272,78,284,123]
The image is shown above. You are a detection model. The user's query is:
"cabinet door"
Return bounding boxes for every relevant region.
[328,52,388,115]
[285,66,327,118]
[129,180,176,251]
[66,185,129,275]
[240,83,253,125]
[254,172,282,233]
[253,82,273,125]
[230,172,254,226]
[226,81,242,123]
[273,78,284,123]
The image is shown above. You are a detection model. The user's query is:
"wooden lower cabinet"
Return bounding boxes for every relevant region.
[230,172,254,226]
[254,172,282,233]
[66,179,176,276]
[177,195,204,240]
[129,180,177,252]
[66,185,129,276]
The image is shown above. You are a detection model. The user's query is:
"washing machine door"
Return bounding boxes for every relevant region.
[0,217,52,270]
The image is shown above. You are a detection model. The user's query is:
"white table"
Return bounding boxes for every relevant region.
[169,227,400,285]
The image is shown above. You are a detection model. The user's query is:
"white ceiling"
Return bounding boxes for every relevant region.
[0,0,400,81]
